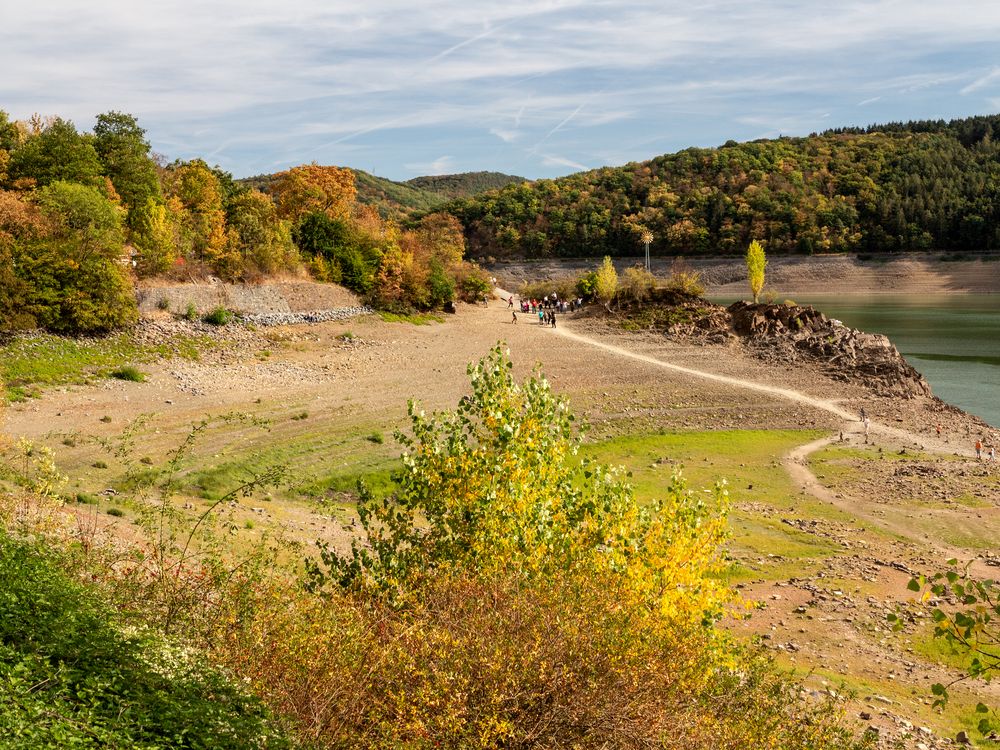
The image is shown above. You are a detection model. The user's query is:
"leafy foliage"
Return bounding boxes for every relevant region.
[594,255,618,304]
[746,239,767,303]
[0,532,289,749]
[892,560,1000,736]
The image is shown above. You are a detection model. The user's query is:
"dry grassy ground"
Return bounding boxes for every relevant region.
[4,290,999,747]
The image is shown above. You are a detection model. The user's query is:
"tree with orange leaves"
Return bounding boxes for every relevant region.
[270,164,356,223]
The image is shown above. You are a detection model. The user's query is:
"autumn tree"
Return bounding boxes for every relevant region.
[746,239,767,303]
[0,190,45,331]
[270,164,356,223]
[594,255,618,305]
[17,182,137,333]
[163,160,227,267]
[224,190,298,279]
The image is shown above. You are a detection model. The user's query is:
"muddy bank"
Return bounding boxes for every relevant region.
[488,253,1000,295]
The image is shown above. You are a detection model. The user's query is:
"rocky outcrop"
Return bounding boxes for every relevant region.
[646,297,931,399]
[725,301,931,399]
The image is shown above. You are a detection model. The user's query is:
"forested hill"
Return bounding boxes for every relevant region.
[444,114,1000,259]
[406,171,524,200]
[243,169,523,219]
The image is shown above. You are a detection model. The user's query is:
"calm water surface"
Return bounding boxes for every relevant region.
[711,294,1000,427]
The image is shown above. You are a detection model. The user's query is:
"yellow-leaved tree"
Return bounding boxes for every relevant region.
[276,345,868,749]
[746,239,767,303]
[593,255,618,305]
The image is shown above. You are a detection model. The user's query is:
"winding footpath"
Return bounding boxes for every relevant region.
[549,318,976,551]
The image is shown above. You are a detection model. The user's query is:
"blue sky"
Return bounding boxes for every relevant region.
[3,0,1000,180]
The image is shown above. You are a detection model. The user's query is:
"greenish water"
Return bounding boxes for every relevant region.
[712,294,1000,427]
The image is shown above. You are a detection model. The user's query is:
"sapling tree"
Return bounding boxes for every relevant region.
[746,239,767,304]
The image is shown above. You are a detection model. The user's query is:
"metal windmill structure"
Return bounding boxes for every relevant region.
[640,229,654,270]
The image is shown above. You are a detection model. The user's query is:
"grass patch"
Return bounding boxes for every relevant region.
[1,331,209,401]
[109,365,146,383]
[378,311,444,325]
[203,307,234,326]
[579,429,848,567]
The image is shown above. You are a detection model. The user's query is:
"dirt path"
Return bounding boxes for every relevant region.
[552,319,983,555]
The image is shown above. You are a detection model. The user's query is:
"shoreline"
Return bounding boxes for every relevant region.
[487,253,1000,295]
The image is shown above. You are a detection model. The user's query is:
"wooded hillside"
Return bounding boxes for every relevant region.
[444,115,1000,258]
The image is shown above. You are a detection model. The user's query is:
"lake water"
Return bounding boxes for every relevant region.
[710,294,1000,427]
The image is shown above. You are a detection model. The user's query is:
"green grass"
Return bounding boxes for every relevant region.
[580,429,849,568]
[0,532,289,748]
[1,331,210,401]
[378,311,445,325]
[109,365,146,383]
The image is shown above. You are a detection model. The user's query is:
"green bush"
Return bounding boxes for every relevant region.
[183,302,198,321]
[106,507,124,517]
[202,306,233,326]
[0,532,289,748]
[109,365,145,382]
[156,297,170,311]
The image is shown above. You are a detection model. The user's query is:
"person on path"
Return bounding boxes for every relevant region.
[508,296,514,309]
[538,309,545,325]
[990,446,996,463]
[860,406,866,422]
[511,311,517,324]
[976,439,983,459]
[863,416,870,443]
[550,311,557,328]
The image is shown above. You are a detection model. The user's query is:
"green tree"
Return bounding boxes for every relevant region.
[8,118,103,188]
[18,182,137,333]
[93,111,162,229]
[593,255,618,305]
[746,239,767,303]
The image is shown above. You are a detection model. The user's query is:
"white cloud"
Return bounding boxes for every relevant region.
[3,0,1000,178]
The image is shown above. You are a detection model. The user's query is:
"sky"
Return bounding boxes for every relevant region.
[3,1,1000,181]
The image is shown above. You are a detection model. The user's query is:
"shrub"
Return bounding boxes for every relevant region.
[202,306,233,326]
[156,297,170,311]
[183,302,198,321]
[0,533,288,748]
[665,257,705,297]
[619,265,657,301]
[365,431,384,444]
[282,346,866,749]
[106,507,124,517]
[109,365,145,382]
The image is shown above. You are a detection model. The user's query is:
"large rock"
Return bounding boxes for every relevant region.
[725,301,931,398]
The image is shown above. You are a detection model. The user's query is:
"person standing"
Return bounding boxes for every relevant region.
[976,439,983,460]
[538,309,545,326]
[511,311,517,324]
[550,311,557,328]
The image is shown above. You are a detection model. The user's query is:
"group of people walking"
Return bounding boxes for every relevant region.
[507,293,582,328]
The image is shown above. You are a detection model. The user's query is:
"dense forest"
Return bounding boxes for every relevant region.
[0,111,491,334]
[444,114,1000,258]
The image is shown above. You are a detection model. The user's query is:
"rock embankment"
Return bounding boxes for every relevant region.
[627,292,931,399]
[727,301,932,399]
[241,307,372,327]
